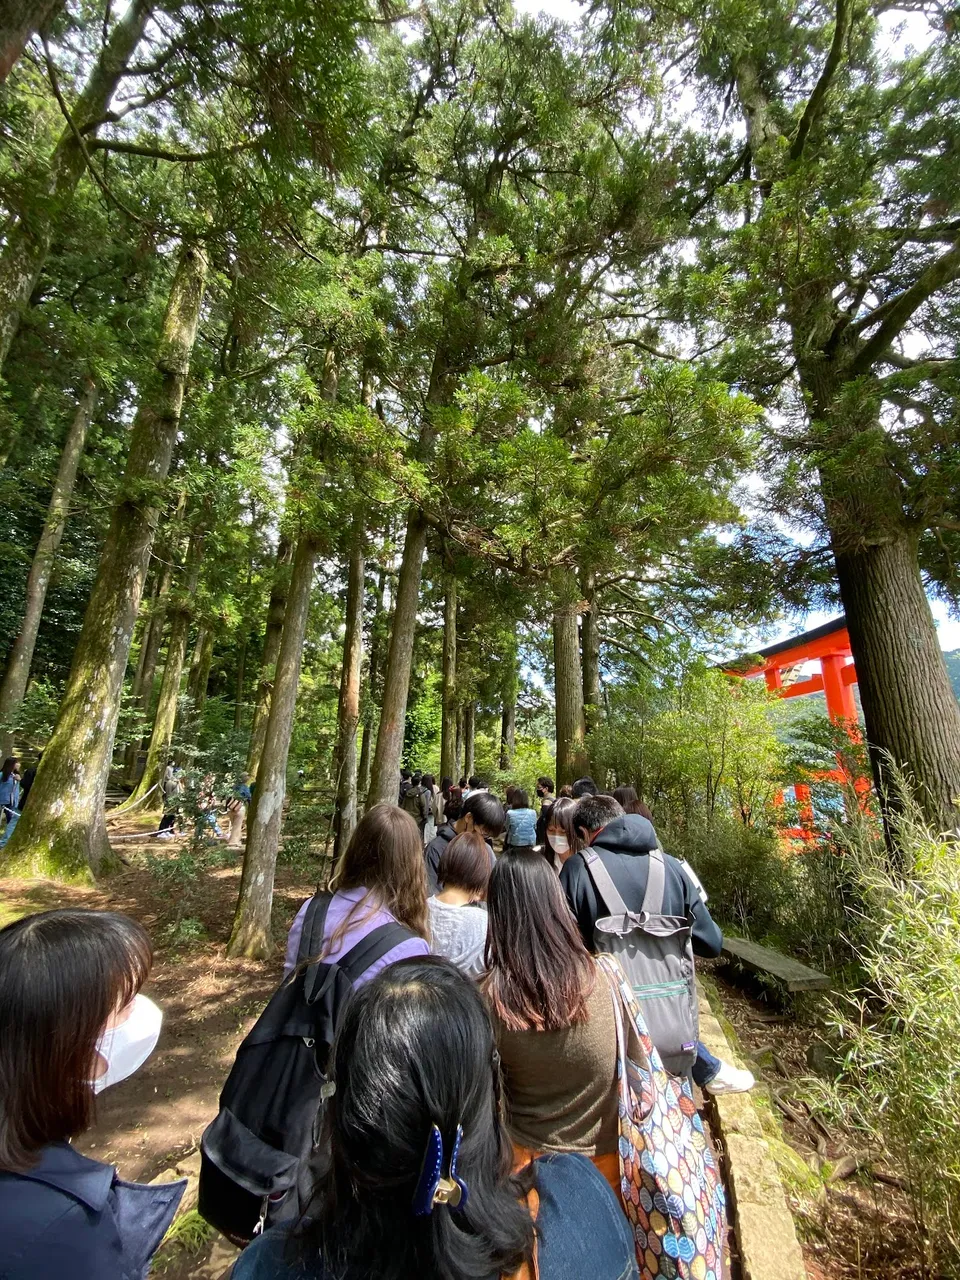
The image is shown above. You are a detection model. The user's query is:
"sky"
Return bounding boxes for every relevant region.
[510,0,960,657]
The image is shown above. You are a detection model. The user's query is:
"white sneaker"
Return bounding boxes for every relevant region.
[704,1060,756,1095]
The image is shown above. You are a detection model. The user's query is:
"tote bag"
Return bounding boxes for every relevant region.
[597,954,727,1280]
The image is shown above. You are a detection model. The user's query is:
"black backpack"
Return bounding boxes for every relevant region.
[198,893,413,1243]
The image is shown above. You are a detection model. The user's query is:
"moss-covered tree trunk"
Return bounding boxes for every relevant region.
[0,0,149,371]
[456,705,464,778]
[228,530,319,958]
[0,0,64,83]
[333,508,365,857]
[188,624,215,713]
[440,575,458,782]
[0,240,208,879]
[581,571,601,734]
[554,602,587,787]
[0,377,97,760]
[246,535,293,778]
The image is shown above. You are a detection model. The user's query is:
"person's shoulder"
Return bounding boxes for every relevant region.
[0,1173,115,1277]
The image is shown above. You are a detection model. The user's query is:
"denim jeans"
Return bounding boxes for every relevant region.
[0,810,19,848]
[692,1040,722,1087]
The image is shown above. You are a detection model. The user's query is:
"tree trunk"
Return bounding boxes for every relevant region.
[464,701,476,778]
[0,377,97,759]
[581,571,601,734]
[229,349,337,958]
[0,0,150,372]
[333,508,365,857]
[228,530,318,958]
[499,622,518,772]
[233,636,247,731]
[246,535,293,778]
[122,556,173,785]
[834,532,960,832]
[124,531,203,805]
[456,705,464,778]
[188,624,215,714]
[367,347,454,808]
[1,240,208,878]
[440,575,458,782]
[0,0,64,83]
[357,563,387,799]
[367,508,428,806]
[554,602,587,787]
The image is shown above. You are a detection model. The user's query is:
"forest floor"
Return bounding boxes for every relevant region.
[0,823,924,1280]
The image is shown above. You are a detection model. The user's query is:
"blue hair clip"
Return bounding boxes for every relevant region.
[413,1124,469,1216]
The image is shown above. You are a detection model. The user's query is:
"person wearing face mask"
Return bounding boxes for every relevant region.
[543,796,580,871]
[0,909,183,1279]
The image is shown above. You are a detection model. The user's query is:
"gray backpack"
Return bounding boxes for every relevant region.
[582,847,698,1076]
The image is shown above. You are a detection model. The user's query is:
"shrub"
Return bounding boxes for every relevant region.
[809,796,960,1272]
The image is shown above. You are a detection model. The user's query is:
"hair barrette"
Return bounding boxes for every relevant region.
[412,1123,469,1216]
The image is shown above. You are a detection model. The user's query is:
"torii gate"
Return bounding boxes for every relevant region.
[724,616,863,833]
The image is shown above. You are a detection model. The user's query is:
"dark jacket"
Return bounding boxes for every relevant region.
[0,1141,185,1280]
[231,1151,638,1280]
[560,814,723,959]
[424,823,495,896]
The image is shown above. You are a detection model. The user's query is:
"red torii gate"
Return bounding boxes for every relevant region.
[724,617,862,832]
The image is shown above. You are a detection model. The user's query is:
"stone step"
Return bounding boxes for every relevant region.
[721,935,830,992]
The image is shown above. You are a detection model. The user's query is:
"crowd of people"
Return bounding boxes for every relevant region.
[0,753,41,849]
[0,771,747,1279]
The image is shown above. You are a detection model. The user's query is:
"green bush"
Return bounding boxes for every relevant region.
[820,800,960,1272]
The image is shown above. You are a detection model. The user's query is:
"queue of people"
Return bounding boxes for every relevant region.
[0,773,742,1280]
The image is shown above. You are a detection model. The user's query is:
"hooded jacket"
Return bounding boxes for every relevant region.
[0,1141,185,1279]
[560,814,722,958]
[423,822,495,896]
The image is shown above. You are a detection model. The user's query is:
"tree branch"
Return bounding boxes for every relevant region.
[850,235,960,375]
[790,0,852,162]
[87,137,257,162]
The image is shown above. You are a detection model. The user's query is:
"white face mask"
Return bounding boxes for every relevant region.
[547,832,570,855]
[93,994,162,1093]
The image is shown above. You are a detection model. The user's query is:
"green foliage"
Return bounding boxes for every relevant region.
[799,796,960,1272]
[0,678,61,748]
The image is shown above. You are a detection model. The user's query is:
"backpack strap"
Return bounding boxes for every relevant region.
[338,922,416,985]
[298,893,332,966]
[640,846,666,917]
[581,849,631,917]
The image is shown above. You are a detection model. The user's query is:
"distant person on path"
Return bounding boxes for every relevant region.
[564,793,754,1096]
[427,831,491,979]
[504,788,537,855]
[421,772,439,845]
[400,771,431,838]
[231,957,638,1280]
[571,776,598,799]
[612,785,645,815]
[534,775,555,847]
[0,909,183,1279]
[0,757,21,848]
[283,804,429,986]
[398,768,412,804]
[157,761,183,838]
[463,774,484,799]
[226,775,252,849]
[423,791,505,895]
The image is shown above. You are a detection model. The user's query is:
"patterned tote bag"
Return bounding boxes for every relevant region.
[597,953,727,1280]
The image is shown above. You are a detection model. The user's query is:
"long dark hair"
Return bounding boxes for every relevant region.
[484,854,595,1032]
[1,757,17,781]
[613,785,645,815]
[326,804,429,953]
[298,957,534,1279]
[0,909,152,1171]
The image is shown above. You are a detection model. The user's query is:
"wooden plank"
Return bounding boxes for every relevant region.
[721,935,830,992]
